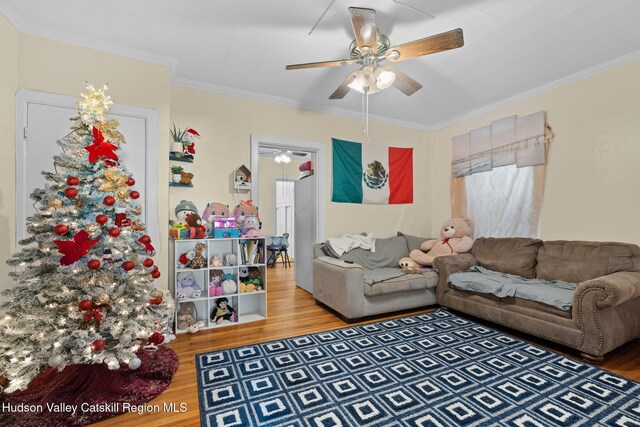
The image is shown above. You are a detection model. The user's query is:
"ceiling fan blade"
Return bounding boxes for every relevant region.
[286,58,354,70]
[385,28,464,62]
[349,7,378,52]
[329,72,358,99]
[387,65,423,96]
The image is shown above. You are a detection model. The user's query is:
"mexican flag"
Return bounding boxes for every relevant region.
[332,138,413,204]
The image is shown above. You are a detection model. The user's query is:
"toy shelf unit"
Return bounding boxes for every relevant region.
[171,237,267,333]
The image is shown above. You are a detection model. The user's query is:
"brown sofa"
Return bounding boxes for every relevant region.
[433,237,640,362]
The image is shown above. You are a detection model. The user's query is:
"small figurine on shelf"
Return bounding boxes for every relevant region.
[182,128,199,159]
[180,172,194,185]
[211,298,237,325]
[209,270,224,297]
[176,271,201,300]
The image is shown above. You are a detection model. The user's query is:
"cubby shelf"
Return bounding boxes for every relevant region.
[170,237,267,333]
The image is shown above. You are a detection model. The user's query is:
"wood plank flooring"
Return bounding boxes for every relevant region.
[93,263,640,426]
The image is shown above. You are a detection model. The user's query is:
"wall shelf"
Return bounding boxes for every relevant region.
[169,153,194,163]
[169,182,193,188]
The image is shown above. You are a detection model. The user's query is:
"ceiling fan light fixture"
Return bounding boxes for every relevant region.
[375,66,395,89]
[275,150,292,164]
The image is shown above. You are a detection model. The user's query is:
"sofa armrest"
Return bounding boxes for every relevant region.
[573,271,640,309]
[313,256,367,319]
[315,256,364,270]
[432,253,478,302]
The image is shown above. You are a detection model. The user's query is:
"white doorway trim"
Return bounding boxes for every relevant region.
[250,134,326,243]
[15,89,159,247]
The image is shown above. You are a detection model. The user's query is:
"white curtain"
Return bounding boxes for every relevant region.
[465,164,536,238]
[275,179,295,256]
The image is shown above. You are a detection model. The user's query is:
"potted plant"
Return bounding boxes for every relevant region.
[171,165,184,183]
[170,124,187,154]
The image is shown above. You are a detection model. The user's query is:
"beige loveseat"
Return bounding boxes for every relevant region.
[434,237,640,362]
[313,233,439,321]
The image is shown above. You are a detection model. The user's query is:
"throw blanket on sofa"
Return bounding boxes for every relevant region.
[325,233,375,257]
[449,265,577,311]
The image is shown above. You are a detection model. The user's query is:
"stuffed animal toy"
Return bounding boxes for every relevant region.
[239,282,256,293]
[176,272,201,300]
[241,215,260,237]
[202,202,230,225]
[187,320,205,333]
[177,301,198,330]
[221,273,237,295]
[224,253,237,266]
[239,267,249,281]
[399,258,422,274]
[180,172,194,185]
[246,267,263,290]
[177,248,195,268]
[211,298,236,325]
[210,255,223,267]
[186,213,206,238]
[209,270,224,297]
[404,218,474,267]
[188,243,207,269]
[233,200,260,229]
[174,200,198,226]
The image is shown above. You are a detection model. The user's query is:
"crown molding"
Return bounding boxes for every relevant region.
[171,77,432,132]
[0,2,178,75]
[430,48,640,131]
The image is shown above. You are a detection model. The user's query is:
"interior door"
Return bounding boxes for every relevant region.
[16,90,158,244]
[294,174,316,294]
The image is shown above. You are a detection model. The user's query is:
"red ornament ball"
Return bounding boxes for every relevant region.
[108,228,121,238]
[91,339,105,352]
[103,196,115,206]
[87,260,101,270]
[143,258,154,268]
[127,177,135,186]
[96,214,108,225]
[76,199,84,206]
[138,235,151,244]
[64,188,78,199]
[78,299,93,311]
[54,224,68,236]
[130,191,140,200]
[122,261,134,271]
[149,296,163,305]
[151,270,161,279]
[66,176,80,186]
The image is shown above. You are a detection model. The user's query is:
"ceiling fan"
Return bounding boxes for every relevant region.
[285,7,464,99]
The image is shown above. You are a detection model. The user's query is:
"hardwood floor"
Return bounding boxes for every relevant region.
[93,263,640,426]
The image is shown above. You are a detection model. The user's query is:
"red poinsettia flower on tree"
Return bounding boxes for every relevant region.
[85,126,119,164]
[54,230,100,266]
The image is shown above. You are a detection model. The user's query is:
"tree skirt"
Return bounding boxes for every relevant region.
[0,347,178,427]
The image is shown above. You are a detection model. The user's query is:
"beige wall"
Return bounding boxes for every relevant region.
[170,85,432,240]
[0,14,19,300]
[258,158,305,236]
[1,29,172,295]
[430,59,640,245]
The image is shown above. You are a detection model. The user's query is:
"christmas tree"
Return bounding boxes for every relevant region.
[0,83,173,393]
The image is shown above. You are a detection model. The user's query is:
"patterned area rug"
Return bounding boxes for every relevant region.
[196,310,640,426]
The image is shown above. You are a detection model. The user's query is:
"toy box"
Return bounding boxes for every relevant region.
[170,224,191,240]
[213,217,237,229]
[213,228,241,238]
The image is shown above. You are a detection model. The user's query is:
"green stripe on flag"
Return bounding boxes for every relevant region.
[332,138,363,203]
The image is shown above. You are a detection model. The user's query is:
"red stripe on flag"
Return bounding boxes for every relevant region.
[388,147,413,204]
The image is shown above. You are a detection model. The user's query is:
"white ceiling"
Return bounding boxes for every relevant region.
[3,0,640,130]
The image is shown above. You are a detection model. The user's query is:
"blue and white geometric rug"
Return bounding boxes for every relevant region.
[196,310,640,426]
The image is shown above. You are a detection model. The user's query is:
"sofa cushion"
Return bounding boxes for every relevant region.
[537,241,640,283]
[472,237,543,278]
[397,232,435,252]
[341,235,409,269]
[364,270,439,296]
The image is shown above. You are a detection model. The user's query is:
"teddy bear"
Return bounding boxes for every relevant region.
[188,243,207,269]
[401,218,474,267]
[176,271,201,300]
[180,172,194,185]
[186,212,206,239]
